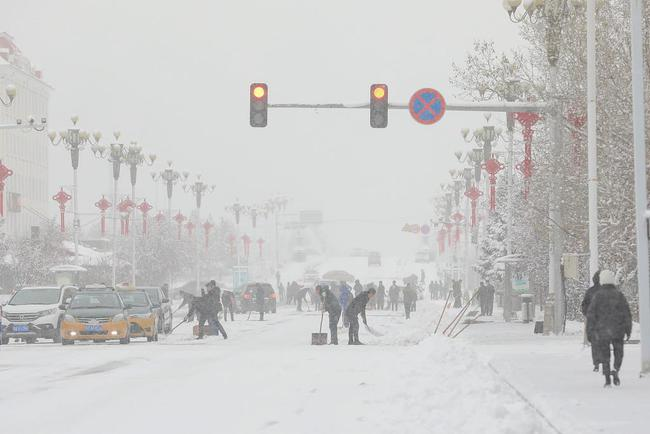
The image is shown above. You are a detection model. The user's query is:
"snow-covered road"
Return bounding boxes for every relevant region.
[1,301,548,434]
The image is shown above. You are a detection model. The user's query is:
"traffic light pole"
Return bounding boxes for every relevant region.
[268,101,547,113]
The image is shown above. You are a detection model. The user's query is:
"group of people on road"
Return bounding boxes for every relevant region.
[185,280,229,340]
[581,270,632,387]
[317,284,376,345]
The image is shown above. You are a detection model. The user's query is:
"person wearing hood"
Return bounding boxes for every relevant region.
[586,270,632,387]
[318,285,341,345]
[581,270,601,371]
[345,288,376,345]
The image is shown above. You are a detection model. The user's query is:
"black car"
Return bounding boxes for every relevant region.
[237,283,277,314]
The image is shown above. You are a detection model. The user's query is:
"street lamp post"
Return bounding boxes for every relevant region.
[185,176,215,292]
[158,162,184,292]
[48,116,101,266]
[125,143,156,287]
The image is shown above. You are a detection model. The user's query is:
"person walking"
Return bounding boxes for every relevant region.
[338,282,353,327]
[485,282,495,316]
[222,290,236,322]
[478,282,487,316]
[318,285,341,345]
[295,287,309,312]
[452,279,463,308]
[278,282,286,303]
[429,281,436,300]
[586,270,632,387]
[255,284,266,321]
[376,281,386,310]
[403,283,417,320]
[581,271,601,371]
[345,288,376,345]
[187,286,228,340]
[388,281,400,311]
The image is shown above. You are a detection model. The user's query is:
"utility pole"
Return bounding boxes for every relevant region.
[587,0,599,278]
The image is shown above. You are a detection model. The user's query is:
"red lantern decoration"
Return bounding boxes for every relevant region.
[203,221,214,249]
[95,195,111,237]
[242,234,251,258]
[257,238,265,258]
[464,186,483,227]
[514,112,541,199]
[482,158,505,211]
[137,200,153,235]
[186,221,195,237]
[174,212,186,240]
[52,188,72,232]
[118,198,135,236]
[0,160,14,218]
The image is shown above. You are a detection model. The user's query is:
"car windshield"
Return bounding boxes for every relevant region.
[9,288,61,305]
[69,293,121,309]
[143,288,160,305]
[119,291,150,307]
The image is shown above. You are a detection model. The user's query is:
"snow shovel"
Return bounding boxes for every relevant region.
[169,318,187,334]
[311,311,328,345]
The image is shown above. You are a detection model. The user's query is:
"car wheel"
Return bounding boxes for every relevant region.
[26,337,37,344]
[1,337,9,345]
[147,335,154,342]
[119,335,130,344]
[62,339,74,345]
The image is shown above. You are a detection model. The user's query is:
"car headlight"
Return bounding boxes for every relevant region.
[112,313,125,322]
[64,314,76,322]
[38,308,58,317]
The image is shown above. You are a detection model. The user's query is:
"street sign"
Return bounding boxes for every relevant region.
[409,88,446,125]
[420,224,431,235]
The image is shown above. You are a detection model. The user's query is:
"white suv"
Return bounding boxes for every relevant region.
[1,286,77,344]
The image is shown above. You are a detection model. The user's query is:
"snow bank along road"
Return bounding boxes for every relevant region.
[1,300,549,434]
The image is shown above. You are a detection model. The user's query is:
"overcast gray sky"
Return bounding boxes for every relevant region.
[1,0,522,255]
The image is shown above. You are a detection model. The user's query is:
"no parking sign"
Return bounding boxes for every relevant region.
[409,88,446,125]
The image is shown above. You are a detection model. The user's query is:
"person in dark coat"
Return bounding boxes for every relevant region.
[338,282,353,327]
[186,286,228,340]
[581,270,601,371]
[586,270,632,387]
[318,285,341,345]
[255,284,266,321]
[388,281,400,311]
[376,281,386,310]
[222,290,235,322]
[295,287,309,312]
[345,288,376,345]
[429,281,436,300]
[403,283,417,320]
[353,280,363,297]
[452,280,463,308]
[478,282,488,315]
[278,282,286,302]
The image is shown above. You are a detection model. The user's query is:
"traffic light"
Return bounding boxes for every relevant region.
[370,83,388,128]
[250,83,268,127]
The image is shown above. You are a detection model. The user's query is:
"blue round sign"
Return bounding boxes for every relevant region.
[409,88,446,125]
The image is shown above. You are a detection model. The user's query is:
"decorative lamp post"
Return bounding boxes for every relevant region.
[48,116,101,265]
[0,160,14,218]
[514,112,541,199]
[464,186,483,227]
[95,195,111,237]
[482,157,506,211]
[118,198,135,236]
[52,188,72,233]
[158,161,184,219]
[137,200,153,235]
[226,199,244,225]
[184,175,215,291]
[174,212,186,240]
[186,221,195,237]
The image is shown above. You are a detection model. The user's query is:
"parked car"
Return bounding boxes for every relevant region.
[117,289,158,342]
[238,283,277,314]
[60,287,130,345]
[1,285,78,344]
[140,286,173,334]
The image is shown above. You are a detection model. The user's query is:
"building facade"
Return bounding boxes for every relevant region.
[0,33,51,239]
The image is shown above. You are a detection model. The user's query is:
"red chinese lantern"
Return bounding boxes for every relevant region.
[52,188,72,232]
[482,158,505,211]
[118,198,135,236]
[464,186,483,227]
[514,112,541,199]
[137,200,153,235]
[174,212,186,240]
[95,195,111,236]
[242,234,251,258]
[0,160,14,218]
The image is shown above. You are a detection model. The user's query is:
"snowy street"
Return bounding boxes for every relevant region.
[2,300,549,434]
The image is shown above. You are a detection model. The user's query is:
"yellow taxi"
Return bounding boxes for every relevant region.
[60,288,130,345]
[117,289,158,342]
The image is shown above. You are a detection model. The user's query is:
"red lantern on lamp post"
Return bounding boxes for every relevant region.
[95,195,111,236]
[118,198,135,236]
[203,221,214,250]
[0,160,14,218]
[514,112,541,199]
[137,200,153,235]
[174,212,186,240]
[257,238,265,258]
[464,186,483,227]
[52,188,72,232]
[242,234,251,258]
[482,157,505,211]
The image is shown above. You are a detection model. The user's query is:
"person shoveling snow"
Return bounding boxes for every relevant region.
[344,287,376,345]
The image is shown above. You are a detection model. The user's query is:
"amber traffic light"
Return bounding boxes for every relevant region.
[370,83,388,128]
[250,83,268,127]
